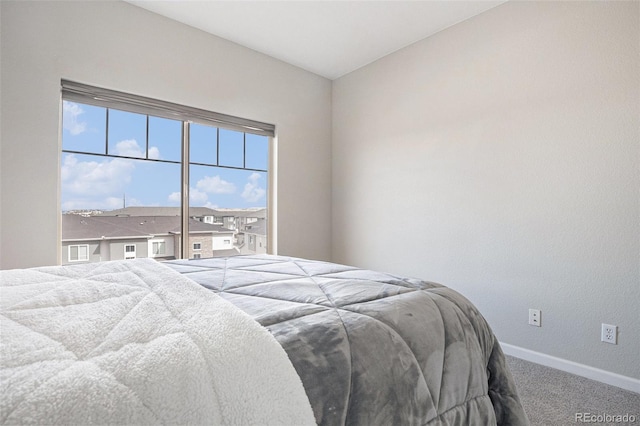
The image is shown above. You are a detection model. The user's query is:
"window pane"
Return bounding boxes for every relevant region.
[62,101,106,154]
[61,152,180,264]
[245,134,268,171]
[70,245,78,260]
[124,244,136,259]
[189,164,267,259]
[219,128,243,168]
[61,90,270,264]
[149,116,181,162]
[108,109,147,158]
[190,166,268,208]
[153,241,166,255]
[190,123,217,165]
[61,153,180,211]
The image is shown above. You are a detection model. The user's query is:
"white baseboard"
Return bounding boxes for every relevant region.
[500,342,640,394]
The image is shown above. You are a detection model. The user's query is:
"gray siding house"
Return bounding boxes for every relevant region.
[61,214,236,264]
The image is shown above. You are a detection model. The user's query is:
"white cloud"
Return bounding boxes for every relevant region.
[168,191,181,204]
[61,154,135,197]
[168,187,209,205]
[62,196,124,212]
[61,142,163,211]
[113,139,143,157]
[62,101,87,135]
[148,146,160,160]
[196,175,236,194]
[190,188,209,204]
[112,139,160,159]
[242,172,266,203]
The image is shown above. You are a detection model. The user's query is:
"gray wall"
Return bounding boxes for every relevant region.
[332,1,639,379]
[0,0,332,269]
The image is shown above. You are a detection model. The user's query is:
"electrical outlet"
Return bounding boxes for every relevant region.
[601,324,617,344]
[528,309,541,327]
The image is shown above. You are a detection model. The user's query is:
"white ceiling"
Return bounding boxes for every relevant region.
[125,1,506,80]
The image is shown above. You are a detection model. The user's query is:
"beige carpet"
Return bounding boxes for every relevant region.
[506,356,639,426]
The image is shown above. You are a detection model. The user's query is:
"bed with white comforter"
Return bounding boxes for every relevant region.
[1,255,528,425]
[0,258,314,425]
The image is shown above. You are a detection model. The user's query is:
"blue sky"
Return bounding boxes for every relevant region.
[61,101,268,211]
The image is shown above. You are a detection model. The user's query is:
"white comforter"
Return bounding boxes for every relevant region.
[0,258,315,425]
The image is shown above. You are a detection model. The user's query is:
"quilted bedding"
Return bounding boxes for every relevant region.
[0,258,315,425]
[165,254,529,426]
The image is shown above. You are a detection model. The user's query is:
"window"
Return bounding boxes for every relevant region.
[61,80,273,264]
[68,244,89,262]
[152,241,166,255]
[124,244,136,259]
[193,242,201,251]
[193,253,201,259]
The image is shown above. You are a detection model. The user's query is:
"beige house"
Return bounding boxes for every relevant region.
[239,218,267,255]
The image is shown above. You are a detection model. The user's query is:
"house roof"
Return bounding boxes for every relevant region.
[208,208,267,218]
[98,206,266,218]
[99,206,211,217]
[243,218,266,236]
[62,215,233,241]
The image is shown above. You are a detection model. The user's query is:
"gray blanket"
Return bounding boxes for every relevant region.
[166,254,529,426]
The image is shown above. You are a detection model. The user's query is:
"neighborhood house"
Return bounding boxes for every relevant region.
[62,207,266,264]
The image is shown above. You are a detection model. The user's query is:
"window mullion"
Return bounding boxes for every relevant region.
[145,115,150,160]
[105,109,110,155]
[216,127,220,166]
[180,121,190,259]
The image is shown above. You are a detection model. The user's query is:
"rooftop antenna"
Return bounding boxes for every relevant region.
[123,193,126,209]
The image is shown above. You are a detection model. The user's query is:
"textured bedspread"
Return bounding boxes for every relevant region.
[166,254,529,426]
[0,258,315,426]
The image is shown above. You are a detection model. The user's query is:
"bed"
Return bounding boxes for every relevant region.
[1,254,528,425]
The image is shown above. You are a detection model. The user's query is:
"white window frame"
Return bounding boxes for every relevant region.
[68,244,89,262]
[153,241,165,255]
[61,80,275,260]
[193,242,202,251]
[149,239,166,257]
[124,244,136,259]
